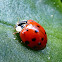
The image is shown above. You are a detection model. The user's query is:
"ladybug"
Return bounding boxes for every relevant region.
[15,20,47,50]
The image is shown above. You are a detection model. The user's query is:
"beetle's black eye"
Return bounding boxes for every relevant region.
[21,25,24,28]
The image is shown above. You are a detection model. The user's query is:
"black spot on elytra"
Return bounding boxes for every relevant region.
[32,38,36,41]
[26,29,28,31]
[25,41,29,45]
[37,25,40,28]
[41,38,44,41]
[35,30,38,33]
[38,42,41,45]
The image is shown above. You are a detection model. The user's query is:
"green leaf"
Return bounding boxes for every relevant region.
[0,0,62,62]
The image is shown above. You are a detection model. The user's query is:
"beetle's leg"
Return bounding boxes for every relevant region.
[13,32,19,34]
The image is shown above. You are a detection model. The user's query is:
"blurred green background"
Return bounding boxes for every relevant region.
[0,0,62,62]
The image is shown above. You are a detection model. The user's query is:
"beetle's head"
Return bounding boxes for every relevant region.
[15,20,27,32]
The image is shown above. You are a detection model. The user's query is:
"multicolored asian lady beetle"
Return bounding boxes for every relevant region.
[15,20,47,50]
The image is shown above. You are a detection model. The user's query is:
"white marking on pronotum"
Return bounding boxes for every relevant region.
[16,26,22,32]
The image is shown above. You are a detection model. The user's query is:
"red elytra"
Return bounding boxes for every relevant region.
[16,20,47,50]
